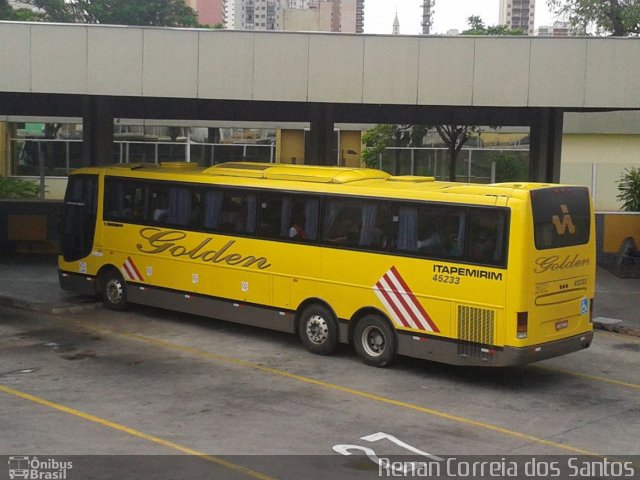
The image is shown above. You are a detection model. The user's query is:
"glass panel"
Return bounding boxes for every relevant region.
[380,149,412,175]
[466,209,507,266]
[322,198,364,247]
[414,150,438,176]
[245,145,273,163]
[416,205,465,259]
[531,187,591,250]
[205,190,257,235]
[103,178,147,223]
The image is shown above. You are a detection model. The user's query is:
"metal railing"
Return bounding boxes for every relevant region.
[9,138,276,177]
[378,146,530,183]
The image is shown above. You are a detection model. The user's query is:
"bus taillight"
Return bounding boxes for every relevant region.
[589,298,594,323]
[517,312,528,339]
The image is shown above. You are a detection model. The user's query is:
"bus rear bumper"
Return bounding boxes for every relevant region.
[497,331,594,366]
[400,330,594,367]
[58,270,98,297]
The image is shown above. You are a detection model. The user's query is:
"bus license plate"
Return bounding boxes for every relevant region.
[556,320,569,331]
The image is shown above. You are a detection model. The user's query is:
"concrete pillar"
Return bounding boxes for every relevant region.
[529,108,564,183]
[0,122,7,176]
[82,96,114,167]
[306,105,336,165]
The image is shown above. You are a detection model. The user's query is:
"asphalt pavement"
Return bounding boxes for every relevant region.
[1,254,638,336]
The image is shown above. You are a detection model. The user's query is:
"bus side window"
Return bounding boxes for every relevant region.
[148,185,170,223]
[466,209,506,266]
[365,202,397,251]
[104,179,146,223]
[208,190,257,235]
[258,192,282,238]
[285,196,319,242]
[396,206,418,252]
[166,186,196,227]
[322,200,362,247]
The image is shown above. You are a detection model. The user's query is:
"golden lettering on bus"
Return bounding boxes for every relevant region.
[136,228,271,270]
[552,204,576,235]
[534,254,589,274]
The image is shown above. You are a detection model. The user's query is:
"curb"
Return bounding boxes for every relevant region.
[0,295,102,315]
[593,321,640,338]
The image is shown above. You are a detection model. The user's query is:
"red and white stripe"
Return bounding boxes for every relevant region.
[373,266,439,333]
[122,256,144,282]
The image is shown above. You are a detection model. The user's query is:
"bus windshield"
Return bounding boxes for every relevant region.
[531,187,590,250]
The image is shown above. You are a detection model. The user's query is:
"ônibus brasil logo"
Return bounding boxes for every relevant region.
[8,456,72,479]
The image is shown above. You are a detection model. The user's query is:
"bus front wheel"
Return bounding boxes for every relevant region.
[354,314,396,367]
[100,269,128,311]
[298,304,338,355]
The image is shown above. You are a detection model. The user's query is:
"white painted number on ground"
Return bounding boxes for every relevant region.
[332,432,442,474]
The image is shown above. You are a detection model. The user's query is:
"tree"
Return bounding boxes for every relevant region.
[462,15,525,35]
[0,0,12,19]
[0,0,41,20]
[25,0,199,27]
[547,0,640,36]
[362,124,480,181]
[362,124,408,171]
[435,125,480,182]
[494,152,529,182]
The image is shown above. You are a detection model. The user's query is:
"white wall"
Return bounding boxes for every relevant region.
[560,134,640,211]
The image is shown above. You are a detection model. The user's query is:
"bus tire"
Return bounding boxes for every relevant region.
[354,314,396,367]
[298,304,338,355]
[100,268,128,311]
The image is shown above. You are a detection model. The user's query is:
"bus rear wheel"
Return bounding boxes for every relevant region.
[100,268,128,311]
[298,304,338,355]
[354,314,396,367]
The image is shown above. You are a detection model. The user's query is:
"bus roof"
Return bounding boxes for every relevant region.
[78,162,562,205]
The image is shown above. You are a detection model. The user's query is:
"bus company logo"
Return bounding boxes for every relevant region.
[534,254,590,274]
[373,266,440,333]
[8,456,72,479]
[135,228,271,270]
[552,204,576,235]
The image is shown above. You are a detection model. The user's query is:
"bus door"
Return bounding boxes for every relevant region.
[61,174,98,262]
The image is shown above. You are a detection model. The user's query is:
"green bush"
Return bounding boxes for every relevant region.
[0,177,41,199]
[494,152,528,183]
[616,167,640,212]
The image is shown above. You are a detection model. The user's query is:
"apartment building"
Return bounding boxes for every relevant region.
[499,0,536,35]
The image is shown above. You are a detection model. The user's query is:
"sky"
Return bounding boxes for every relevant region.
[363,0,558,35]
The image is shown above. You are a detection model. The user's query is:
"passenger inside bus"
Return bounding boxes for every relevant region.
[470,226,497,263]
[289,205,307,239]
[326,216,360,246]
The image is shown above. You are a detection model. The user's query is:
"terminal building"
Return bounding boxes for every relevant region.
[1,23,639,213]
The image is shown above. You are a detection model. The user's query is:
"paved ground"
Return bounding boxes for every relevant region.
[0,255,639,479]
[1,303,639,478]
[1,304,639,478]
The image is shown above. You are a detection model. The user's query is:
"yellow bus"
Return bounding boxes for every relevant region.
[58,162,595,367]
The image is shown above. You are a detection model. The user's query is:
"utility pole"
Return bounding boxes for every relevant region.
[421,0,435,34]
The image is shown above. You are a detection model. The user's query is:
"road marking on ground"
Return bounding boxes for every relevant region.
[536,365,640,391]
[91,325,603,457]
[0,384,275,480]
